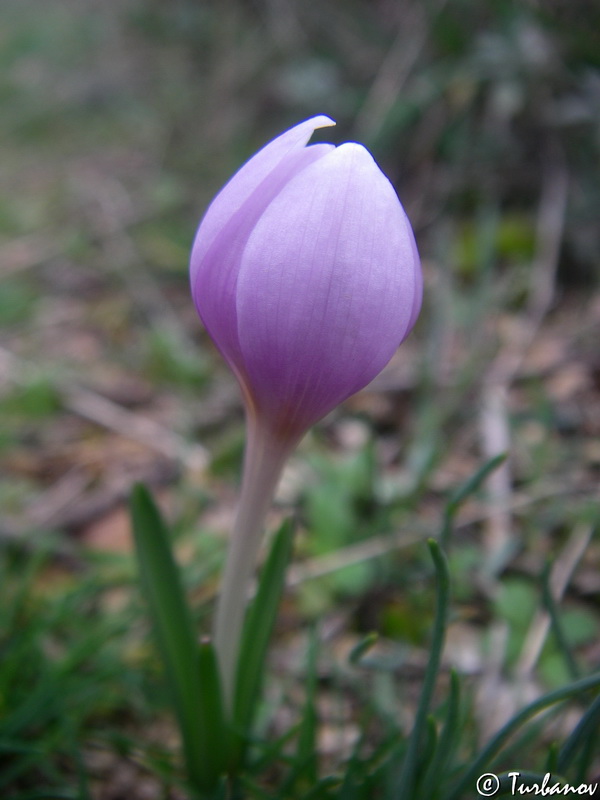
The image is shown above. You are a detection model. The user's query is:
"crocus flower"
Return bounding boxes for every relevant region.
[190,115,422,704]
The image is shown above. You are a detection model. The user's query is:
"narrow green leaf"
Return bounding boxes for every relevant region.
[197,640,231,777]
[300,776,341,799]
[348,632,379,666]
[239,774,281,800]
[545,742,559,773]
[541,560,580,681]
[0,670,58,739]
[447,453,507,514]
[440,454,506,549]
[419,669,461,799]
[233,517,295,741]
[276,628,320,798]
[446,672,600,800]
[296,627,319,786]
[130,483,227,794]
[250,723,302,774]
[557,691,600,775]
[417,715,438,778]
[574,734,598,785]
[396,539,450,800]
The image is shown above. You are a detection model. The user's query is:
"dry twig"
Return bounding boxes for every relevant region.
[517,523,593,678]
[478,150,569,572]
[0,345,208,472]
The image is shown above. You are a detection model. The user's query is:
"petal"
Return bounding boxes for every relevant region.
[190,118,335,375]
[191,115,334,279]
[236,142,420,437]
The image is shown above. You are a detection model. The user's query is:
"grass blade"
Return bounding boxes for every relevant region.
[557,691,600,776]
[130,483,227,794]
[440,454,506,549]
[397,539,450,800]
[541,560,580,681]
[446,672,600,800]
[296,626,320,787]
[233,518,295,746]
[419,669,461,799]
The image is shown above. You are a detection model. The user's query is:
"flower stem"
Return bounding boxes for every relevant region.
[213,415,293,710]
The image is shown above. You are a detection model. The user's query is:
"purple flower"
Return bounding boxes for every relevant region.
[190,116,422,703]
[190,115,422,446]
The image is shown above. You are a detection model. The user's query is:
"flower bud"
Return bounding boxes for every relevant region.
[190,116,422,445]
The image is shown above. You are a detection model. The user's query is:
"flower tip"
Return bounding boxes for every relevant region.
[309,114,336,132]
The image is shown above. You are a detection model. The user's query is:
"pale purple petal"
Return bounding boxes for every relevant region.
[235,142,420,436]
[190,119,334,375]
[190,115,334,279]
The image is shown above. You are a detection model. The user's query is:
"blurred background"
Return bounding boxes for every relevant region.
[1,0,599,796]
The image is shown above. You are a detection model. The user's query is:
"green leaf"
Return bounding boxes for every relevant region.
[417,715,438,778]
[233,517,295,748]
[557,691,600,776]
[197,640,231,777]
[279,699,323,797]
[419,669,461,798]
[447,453,507,515]
[296,627,320,787]
[542,561,580,681]
[348,632,379,666]
[440,454,506,549]
[130,483,228,794]
[446,672,600,800]
[396,540,450,800]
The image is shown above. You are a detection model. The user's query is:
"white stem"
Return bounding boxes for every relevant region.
[212,416,293,710]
